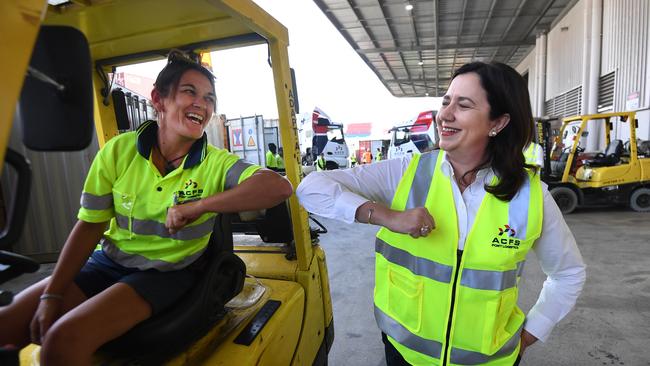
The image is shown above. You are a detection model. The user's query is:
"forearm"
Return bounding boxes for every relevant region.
[199,169,292,214]
[44,220,107,295]
[355,201,396,226]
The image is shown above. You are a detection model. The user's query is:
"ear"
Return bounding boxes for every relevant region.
[151,88,165,113]
[492,113,510,134]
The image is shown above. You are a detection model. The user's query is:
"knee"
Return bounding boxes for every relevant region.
[41,321,92,365]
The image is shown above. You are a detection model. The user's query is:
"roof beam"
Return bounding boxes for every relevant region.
[434,0,439,96]
[357,40,535,54]
[344,0,405,95]
[451,0,468,77]
[377,0,412,90]
[472,0,498,61]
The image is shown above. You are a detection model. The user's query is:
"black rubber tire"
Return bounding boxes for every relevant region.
[551,186,578,214]
[325,161,339,170]
[630,188,650,212]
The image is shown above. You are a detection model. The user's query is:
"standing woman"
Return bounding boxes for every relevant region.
[297,62,586,365]
[0,51,292,365]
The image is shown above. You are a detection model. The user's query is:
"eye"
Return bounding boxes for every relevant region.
[205,96,215,104]
[182,88,196,95]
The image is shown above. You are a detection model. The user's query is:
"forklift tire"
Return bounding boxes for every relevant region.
[551,186,578,214]
[630,188,650,212]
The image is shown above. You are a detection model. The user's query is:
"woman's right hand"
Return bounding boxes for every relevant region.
[384,207,435,238]
[30,298,62,345]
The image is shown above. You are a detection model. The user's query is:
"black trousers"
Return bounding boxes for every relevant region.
[382,333,522,366]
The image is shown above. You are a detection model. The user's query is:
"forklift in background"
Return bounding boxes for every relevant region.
[1,1,333,365]
[543,112,650,214]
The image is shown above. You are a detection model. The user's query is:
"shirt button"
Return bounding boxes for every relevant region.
[157,187,162,192]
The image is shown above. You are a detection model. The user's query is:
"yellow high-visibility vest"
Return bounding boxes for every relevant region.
[374,150,543,365]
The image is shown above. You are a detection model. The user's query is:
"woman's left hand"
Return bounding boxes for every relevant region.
[166,201,202,234]
[519,329,538,355]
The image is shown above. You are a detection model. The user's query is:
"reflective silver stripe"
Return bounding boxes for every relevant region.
[449,322,523,365]
[516,261,525,277]
[115,214,215,241]
[460,260,526,291]
[376,238,453,284]
[80,192,113,210]
[509,174,530,239]
[225,159,256,190]
[406,151,438,209]
[101,237,205,271]
[374,305,443,359]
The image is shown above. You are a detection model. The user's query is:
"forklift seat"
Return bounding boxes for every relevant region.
[102,213,246,364]
[638,140,650,156]
[585,139,623,167]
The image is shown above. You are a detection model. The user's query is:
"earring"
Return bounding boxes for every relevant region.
[489,129,497,137]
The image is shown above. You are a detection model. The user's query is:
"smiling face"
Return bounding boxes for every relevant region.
[153,69,215,141]
[436,72,509,163]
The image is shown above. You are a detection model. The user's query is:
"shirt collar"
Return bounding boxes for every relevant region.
[135,120,208,169]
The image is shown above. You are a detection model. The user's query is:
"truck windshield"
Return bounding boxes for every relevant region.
[327,127,344,142]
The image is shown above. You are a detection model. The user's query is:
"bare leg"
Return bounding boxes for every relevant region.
[40,282,152,366]
[0,277,86,348]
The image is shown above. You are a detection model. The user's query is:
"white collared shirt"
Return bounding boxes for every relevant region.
[296,154,586,342]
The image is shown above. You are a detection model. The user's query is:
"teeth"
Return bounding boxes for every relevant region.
[186,113,204,123]
[442,127,459,132]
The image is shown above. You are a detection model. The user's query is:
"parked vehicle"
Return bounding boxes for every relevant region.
[299,107,349,169]
[2,1,333,365]
[545,112,650,213]
[388,110,438,159]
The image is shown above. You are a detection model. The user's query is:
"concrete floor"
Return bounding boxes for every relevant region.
[3,207,650,365]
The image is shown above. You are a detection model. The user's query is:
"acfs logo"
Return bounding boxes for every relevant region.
[491,224,521,249]
[173,179,203,205]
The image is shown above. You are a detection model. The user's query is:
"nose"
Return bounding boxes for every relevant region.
[437,105,454,124]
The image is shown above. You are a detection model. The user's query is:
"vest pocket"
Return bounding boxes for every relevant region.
[113,189,136,238]
[387,268,423,333]
[481,288,517,353]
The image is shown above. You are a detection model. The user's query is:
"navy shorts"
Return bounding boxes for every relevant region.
[74,250,196,315]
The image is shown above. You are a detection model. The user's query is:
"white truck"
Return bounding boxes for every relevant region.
[388,110,439,159]
[298,107,349,170]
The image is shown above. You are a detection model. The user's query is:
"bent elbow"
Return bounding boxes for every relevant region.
[279,178,293,200]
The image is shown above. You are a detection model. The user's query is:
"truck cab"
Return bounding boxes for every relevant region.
[388,110,438,159]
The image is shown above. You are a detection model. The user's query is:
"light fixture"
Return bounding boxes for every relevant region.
[418,60,424,66]
[425,92,430,96]
[405,3,414,11]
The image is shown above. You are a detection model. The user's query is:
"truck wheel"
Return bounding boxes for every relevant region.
[325,161,339,170]
[630,188,650,212]
[551,186,578,214]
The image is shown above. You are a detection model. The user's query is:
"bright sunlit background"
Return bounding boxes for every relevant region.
[121,0,442,131]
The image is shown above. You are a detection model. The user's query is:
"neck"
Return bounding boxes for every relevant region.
[157,126,194,162]
[446,151,487,188]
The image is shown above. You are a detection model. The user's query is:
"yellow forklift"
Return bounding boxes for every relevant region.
[545,111,650,214]
[0,1,333,365]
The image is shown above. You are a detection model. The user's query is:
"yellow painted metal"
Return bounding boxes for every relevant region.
[92,69,118,147]
[0,0,47,173]
[235,249,298,281]
[268,39,314,271]
[559,112,649,190]
[314,245,334,335]
[7,1,334,364]
[291,255,327,365]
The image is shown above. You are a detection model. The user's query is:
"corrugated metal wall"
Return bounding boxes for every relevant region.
[601,0,650,140]
[545,0,585,100]
[2,109,99,261]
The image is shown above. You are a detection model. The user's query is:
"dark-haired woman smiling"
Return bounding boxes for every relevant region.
[0,51,292,365]
[298,62,585,365]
